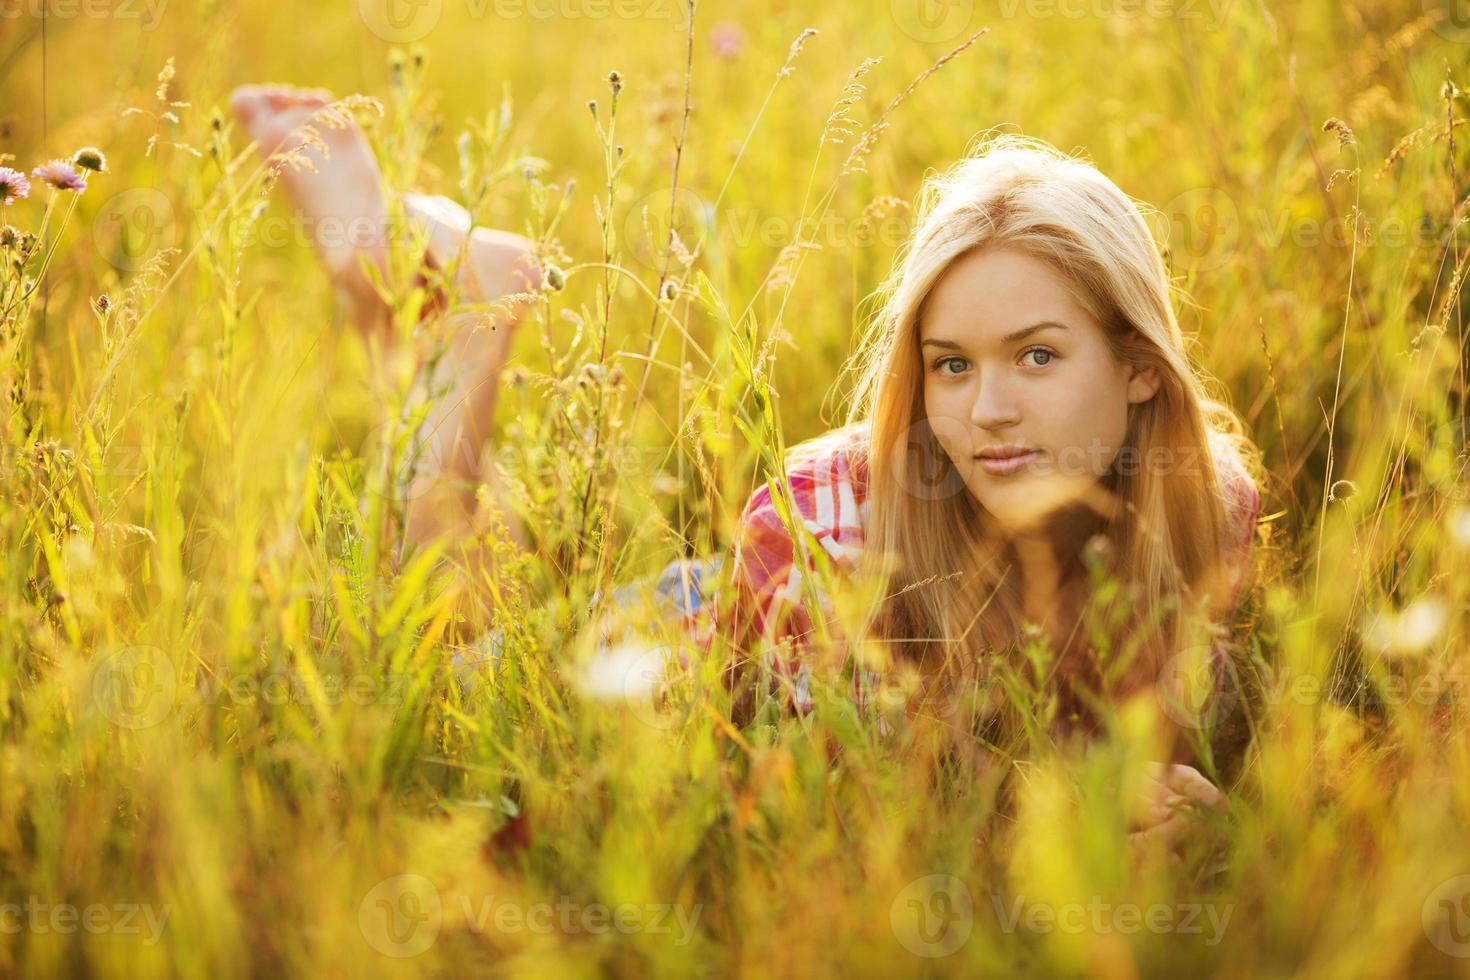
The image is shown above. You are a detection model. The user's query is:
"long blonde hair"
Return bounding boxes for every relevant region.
[833,133,1259,713]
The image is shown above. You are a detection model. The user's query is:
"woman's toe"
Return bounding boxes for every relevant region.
[228,85,267,126]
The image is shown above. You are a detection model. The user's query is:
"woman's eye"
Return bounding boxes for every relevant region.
[936,356,969,375]
[1022,347,1055,367]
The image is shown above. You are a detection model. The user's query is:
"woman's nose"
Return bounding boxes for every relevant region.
[969,371,1021,429]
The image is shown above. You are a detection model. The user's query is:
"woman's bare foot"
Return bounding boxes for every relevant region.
[229,84,543,333]
[229,84,391,326]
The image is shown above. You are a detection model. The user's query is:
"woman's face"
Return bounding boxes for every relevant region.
[918,246,1161,531]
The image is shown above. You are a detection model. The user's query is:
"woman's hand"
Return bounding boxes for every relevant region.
[1125,762,1225,855]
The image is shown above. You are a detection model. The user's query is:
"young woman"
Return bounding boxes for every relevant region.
[727,137,1262,736]
[230,85,1257,837]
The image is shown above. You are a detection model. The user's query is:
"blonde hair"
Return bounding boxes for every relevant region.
[827,133,1259,717]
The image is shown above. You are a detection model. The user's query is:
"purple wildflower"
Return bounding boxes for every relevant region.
[31,159,88,193]
[710,21,745,60]
[0,167,29,205]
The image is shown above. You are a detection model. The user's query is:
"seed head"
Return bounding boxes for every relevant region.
[607,70,622,95]
[0,225,18,249]
[1322,117,1356,148]
[71,147,107,173]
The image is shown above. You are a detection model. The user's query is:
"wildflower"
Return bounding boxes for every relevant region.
[93,294,112,314]
[1328,479,1356,501]
[31,159,88,193]
[607,70,622,95]
[544,264,566,291]
[0,167,29,205]
[1081,532,1115,569]
[576,640,667,703]
[1361,595,1449,657]
[71,147,107,173]
[710,21,745,59]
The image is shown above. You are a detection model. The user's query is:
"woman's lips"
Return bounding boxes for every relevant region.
[976,449,1043,476]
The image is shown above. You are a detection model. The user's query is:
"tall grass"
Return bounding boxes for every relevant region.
[1,1,1469,976]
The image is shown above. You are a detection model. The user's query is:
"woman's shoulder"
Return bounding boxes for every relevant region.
[1204,428,1263,613]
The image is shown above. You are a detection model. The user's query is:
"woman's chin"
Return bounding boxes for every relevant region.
[972,477,1097,532]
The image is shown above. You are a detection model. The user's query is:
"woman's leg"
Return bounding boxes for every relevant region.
[228,85,539,562]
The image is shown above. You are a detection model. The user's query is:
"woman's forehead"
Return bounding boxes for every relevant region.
[919,247,1098,342]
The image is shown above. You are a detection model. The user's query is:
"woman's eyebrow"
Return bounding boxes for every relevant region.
[920,321,1070,349]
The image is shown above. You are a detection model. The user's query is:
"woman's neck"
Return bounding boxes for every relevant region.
[1003,501,1109,646]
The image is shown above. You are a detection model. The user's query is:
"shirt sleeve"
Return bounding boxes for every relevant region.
[727,445,869,714]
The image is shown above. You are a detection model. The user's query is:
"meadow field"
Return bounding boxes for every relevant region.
[3,0,1470,975]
